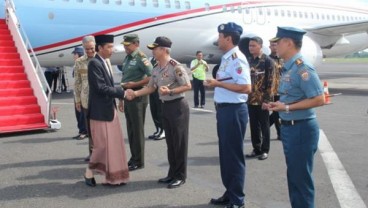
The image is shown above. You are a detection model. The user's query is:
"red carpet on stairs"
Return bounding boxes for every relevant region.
[0,19,48,133]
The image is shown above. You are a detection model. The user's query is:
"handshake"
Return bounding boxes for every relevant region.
[124,89,136,101]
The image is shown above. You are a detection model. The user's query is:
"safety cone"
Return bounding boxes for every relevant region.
[323,81,331,104]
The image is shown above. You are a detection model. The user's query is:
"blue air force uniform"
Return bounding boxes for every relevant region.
[214,22,251,207]
[273,27,323,208]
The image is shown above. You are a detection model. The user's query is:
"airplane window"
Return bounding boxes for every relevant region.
[337,15,340,21]
[129,0,134,6]
[266,8,271,16]
[141,0,147,7]
[153,0,159,7]
[230,5,235,13]
[274,9,278,16]
[63,0,69,2]
[316,13,319,19]
[293,11,297,18]
[287,10,291,17]
[342,16,345,21]
[204,3,210,11]
[222,5,227,12]
[165,0,171,8]
[103,0,109,4]
[332,15,335,21]
[304,12,308,18]
[185,1,190,10]
[115,0,122,5]
[321,14,325,20]
[281,10,285,17]
[175,0,180,9]
[237,6,242,14]
[299,11,302,18]
[258,8,263,15]
[90,0,96,3]
[245,8,250,14]
[326,14,330,20]
[310,12,313,19]
[76,0,83,2]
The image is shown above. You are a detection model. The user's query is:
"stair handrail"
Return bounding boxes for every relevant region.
[5,0,51,126]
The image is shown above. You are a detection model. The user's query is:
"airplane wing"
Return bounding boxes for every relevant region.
[305,20,368,49]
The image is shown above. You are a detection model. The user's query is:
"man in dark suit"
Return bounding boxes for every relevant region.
[83,34,129,186]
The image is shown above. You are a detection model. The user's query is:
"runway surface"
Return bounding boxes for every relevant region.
[0,62,367,208]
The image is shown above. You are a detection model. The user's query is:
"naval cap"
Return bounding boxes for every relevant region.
[217,22,243,35]
[270,26,306,42]
[121,34,139,46]
[147,36,172,50]
[71,46,84,55]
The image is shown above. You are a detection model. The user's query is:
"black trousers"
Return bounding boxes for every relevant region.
[162,98,189,180]
[248,104,270,154]
[149,89,163,130]
[192,77,205,107]
[44,71,58,92]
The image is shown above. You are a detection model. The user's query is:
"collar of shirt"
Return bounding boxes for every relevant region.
[283,52,302,72]
[128,49,139,59]
[222,46,239,61]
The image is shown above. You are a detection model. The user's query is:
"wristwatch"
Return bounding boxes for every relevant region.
[169,90,174,96]
[285,104,290,113]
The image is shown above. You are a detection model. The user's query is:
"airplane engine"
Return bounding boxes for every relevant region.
[300,36,323,67]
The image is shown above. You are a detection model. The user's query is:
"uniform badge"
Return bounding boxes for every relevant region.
[142,58,150,66]
[162,72,169,78]
[236,67,242,74]
[300,70,309,81]
[295,58,303,66]
[219,24,225,31]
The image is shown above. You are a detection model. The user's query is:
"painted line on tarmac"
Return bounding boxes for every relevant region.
[319,130,367,208]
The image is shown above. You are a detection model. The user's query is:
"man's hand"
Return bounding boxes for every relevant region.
[75,103,81,112]
[268,101,286,112]
[125,89,136,101]
[204,79,220,88]
[159,86,170,96]
[118,99,124,113]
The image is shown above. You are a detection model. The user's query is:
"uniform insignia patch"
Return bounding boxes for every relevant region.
[300,70,309,81]
[237,67,242,74]
[169,59,178,66]
[295,58,303,66]
[175,68,183,77]
[143,59,150,66]
[232,53,238,60]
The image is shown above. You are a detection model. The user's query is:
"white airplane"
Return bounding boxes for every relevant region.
[2,0,368,67]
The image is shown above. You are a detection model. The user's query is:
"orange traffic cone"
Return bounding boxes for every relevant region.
[323,81,331,104]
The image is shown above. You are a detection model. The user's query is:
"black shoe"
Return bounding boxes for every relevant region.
[72,134,80,139]
[84,175,96,187]
[209,195,230,205]
[148,129,160,139]
[200,105,204,108]
[258,153,268,160]
[277,136,282,140]
[128,163,143,171]
[153,131,165,140]
[158,176,173,183]
[245,150,262,158]
[167,179,185,189]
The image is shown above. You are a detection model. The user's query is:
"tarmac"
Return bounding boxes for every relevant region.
[0,62,367,208]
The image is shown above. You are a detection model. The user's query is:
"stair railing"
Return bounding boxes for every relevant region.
[5,0,51,126]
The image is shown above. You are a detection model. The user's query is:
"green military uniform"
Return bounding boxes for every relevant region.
[121,44,153,168]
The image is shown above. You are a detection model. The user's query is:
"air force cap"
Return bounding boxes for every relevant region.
[121,34,139,46]
[217,22,243,35]
[270,27,306,42]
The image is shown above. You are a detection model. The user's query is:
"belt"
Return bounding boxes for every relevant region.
[279,118,313,126]
[161,97,183,104]
[216,102,244,108]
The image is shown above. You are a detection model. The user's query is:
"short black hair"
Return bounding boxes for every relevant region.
[95,43,109,52]
[196,51,203,55]
[249,36,263,46]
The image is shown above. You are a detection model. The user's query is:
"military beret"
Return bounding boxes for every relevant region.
[71,46,84,55]
[147,36,172,50]
[270,26,306,42]
[121,34,139,46]
[95,34,114,45]
[217,22,243,35]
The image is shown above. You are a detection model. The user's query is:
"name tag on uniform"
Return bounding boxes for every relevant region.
[129,60,137,65]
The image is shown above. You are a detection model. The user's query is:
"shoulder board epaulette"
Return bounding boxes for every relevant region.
[138,51,147,58]
[232,53,238,60]
[295,58,303,66]
[169,59,179,66]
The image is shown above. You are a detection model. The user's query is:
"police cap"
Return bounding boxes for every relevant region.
[121,34,139,46]
[270,26,306,42]
[71,46,84,56]
[217,22,243,35]
[147,36,172,50]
